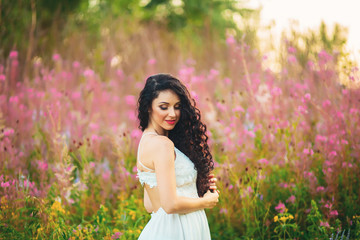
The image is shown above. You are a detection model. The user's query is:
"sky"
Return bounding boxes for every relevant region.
[248,0,360,61]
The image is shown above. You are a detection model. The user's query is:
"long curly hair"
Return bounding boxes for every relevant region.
[137,73,214,197]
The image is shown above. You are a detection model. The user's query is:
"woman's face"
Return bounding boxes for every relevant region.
[148,90,181,135]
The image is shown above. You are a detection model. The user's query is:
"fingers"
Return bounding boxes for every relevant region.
[209,177,217,182]
[209,185,217,190]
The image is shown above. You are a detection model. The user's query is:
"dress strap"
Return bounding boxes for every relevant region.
[138,160,155,172]
[137,132,158,172]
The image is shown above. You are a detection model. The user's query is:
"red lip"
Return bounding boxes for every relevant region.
[165,120,176,125]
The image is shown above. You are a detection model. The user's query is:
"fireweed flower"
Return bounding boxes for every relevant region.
[303,148,314,155]
[125,95,136,106]
[330,210,338,217]
[232,106,245,113]
[275,201,286,213]
[219,208,228,214]
[52,54,61,61]
[320,221,330,228]
[257,158,269,165]
[286,195,296,204]
[9,51,18,59]
[226,35,236,45]
[147,58,156,65]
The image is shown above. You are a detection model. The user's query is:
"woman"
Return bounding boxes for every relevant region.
[136,73,219,239]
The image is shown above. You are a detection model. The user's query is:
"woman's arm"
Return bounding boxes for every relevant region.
[152,136,219,214]
[144,188,154,213]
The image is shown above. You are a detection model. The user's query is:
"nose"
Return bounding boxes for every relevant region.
[169,107,176,117]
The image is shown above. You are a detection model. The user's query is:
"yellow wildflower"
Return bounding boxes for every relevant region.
[279,216,288,222]
[129,210,136,220]
[51,201,66,215]
[274,216,278,222]
[289,214,294,219]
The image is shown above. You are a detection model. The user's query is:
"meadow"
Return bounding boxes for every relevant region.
[1,27,360,239]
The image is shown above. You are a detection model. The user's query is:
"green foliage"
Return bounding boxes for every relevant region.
[0,0,83,59]
[280,21,348,69]
[305,200,327,238]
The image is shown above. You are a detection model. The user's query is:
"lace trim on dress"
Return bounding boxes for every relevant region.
[137,171,157,188]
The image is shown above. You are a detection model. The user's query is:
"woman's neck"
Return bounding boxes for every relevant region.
[145,127,167,136]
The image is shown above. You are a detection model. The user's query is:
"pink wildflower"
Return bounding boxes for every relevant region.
[83,69,95,77]
[257,158,269,165]
[89,123,99,131]
[329,151,337,157]
[315,135,327,143]
[286,195,296,204]
[127,111,137,121]
[147,58,156,65]
[1,181,10,188]
[316,186,325,192]
[288,55,297,63]
[297,105,308,114]
[350,108,358,114]
[216,102,227,112]
[124,95,136,106]
[303,148,314,155]
[320,221,330,228]
[209,69,219,77]
[228,185,233,190]
[219,208,228,214]
[0,74,5,81]
[72,61,80,68]
[102,171,111,180]
[245,130,255,138]
[232,106,244,113]
[9,96,19,104]
[226,35,236,45]
[3,128,14,137]
[275,201,286,213]
[318,50,333,62]
[9,51,18,59]
[91,134,101,142]
[131,129,142,139]
[271,87,282,96]
[111,231,123,239]
[330,210,338,217]
[224,78,231,84]
[288,46,296,54]
[37,161,48,171]
[322,100,331,108]
[307,60,315,69]
[52,54,61,61]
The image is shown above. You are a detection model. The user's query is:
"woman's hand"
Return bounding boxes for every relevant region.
[203,190,219,209]
[208,173,218,193]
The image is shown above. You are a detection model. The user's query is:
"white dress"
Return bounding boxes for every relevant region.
[136,132,211,240]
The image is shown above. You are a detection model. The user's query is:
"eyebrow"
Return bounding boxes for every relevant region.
[158,101,181,104]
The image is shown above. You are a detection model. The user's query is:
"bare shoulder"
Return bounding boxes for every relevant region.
[142,135,174,160]
[150,135,174,153]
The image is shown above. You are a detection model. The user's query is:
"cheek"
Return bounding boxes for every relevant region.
[154,110,167,120]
